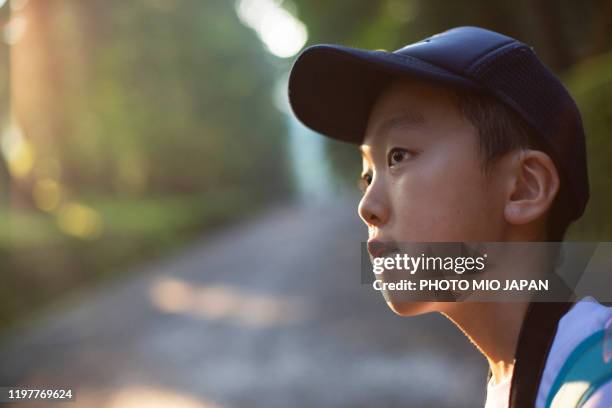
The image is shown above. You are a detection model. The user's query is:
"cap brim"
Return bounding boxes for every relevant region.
[288,44,479,144]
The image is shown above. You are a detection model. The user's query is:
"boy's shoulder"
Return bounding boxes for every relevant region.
[536,297,612,407]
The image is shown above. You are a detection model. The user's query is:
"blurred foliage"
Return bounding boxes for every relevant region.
[0,190,257,329]
[0,0,290,329]
[292,0,612,70]
[565,51,612,239]
[0,4,9,207]
[291,0,612,240]
[13,0,289,197]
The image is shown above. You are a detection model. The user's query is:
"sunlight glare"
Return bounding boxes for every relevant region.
[3,15,27,45]
[104,385,221,408]
[57,202,104,239]
[2,120,34,178]
[33,178,62,212]
[236,0,307,58]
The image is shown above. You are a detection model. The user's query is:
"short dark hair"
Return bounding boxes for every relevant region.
[453,89,573,241]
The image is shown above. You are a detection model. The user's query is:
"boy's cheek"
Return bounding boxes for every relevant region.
[388,177,496,242]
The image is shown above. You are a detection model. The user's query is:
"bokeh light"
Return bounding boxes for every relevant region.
[236,0,308,58]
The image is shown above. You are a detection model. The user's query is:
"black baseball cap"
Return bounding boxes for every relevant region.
[288,26,589,221]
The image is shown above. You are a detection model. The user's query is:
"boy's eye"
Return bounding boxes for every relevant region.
[388,148,413,167]
[359,172,373,192]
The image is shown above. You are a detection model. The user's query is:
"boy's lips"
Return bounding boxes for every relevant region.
[367,240,400,258]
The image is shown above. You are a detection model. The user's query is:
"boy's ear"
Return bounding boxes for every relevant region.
[504,150,560,226]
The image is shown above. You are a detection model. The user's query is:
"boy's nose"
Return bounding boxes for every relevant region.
[358,185,389,229]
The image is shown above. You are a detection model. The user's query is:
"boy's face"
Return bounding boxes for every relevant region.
[359,78,510,315]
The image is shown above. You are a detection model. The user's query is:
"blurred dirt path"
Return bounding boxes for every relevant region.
[0,197,486,408]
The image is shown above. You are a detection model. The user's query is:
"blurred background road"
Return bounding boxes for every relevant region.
[0,197,485,407]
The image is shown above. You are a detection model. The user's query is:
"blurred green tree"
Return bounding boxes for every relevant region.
[0,0,293,328]
[16,0,290,199]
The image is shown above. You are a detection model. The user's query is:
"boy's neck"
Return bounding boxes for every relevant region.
[442,301,530,384]
[443,237,553,383]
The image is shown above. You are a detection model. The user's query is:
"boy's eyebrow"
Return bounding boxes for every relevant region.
[375,112,426,137]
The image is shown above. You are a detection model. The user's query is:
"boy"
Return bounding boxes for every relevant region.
[288,26,612,407]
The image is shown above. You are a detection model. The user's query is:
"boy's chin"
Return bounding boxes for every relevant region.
[386,301,433,317]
